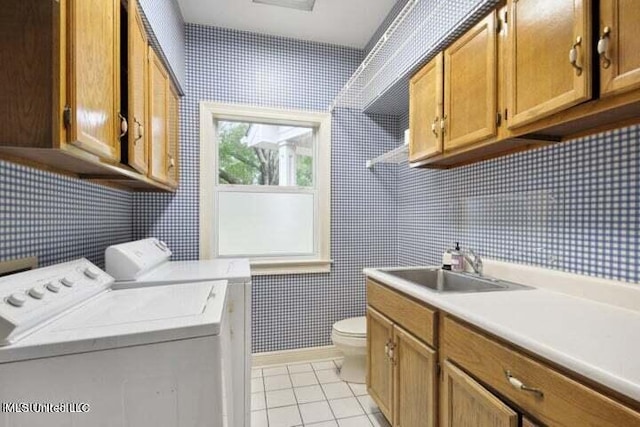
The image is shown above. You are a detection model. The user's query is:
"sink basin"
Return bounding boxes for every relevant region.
[380,268,532,293]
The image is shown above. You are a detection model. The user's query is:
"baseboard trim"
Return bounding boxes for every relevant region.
[252,345,342,367]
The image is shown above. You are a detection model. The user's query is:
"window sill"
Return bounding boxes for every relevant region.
[250,259,333,276]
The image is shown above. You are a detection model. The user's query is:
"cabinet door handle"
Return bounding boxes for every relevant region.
[440,115,447,135]
[505,370,544,398]
[384,342,389,357]
[431,117,439,137]
[168,155,175,170]
[597,26,612,69]
[134,118,144,143]
[118,113,128,138]
[569,36,583,76]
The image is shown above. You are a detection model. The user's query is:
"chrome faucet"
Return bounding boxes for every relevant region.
[462,248,483,276]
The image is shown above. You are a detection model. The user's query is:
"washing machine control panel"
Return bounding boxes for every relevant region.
[105,238,172,281]
[0,259,113,345]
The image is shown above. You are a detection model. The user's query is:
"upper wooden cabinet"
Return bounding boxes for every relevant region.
[167,85,180,188]
[444,11,497,150]
[599,1,640,97]
[409,53,443,163]
[67,0,121,161]
[148,48,170,185]
[441,361,517,427]
[148,47,179,189]
[0,0,180,191]
[127,0,149,175]
[0,0,120,161]
[506,0,592,129]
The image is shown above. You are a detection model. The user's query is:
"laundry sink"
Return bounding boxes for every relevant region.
[380,268,532,293]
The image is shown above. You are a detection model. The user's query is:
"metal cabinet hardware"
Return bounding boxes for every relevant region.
[569,36,583,76]
[597,26,612,69]
[431,117,439,137]
[118,113,128,138]
[133,117,144,143]
[505,370,544,397]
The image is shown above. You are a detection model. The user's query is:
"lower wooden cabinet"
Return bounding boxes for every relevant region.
[393,325,437,427]
[367,306,437,427]
[366,280,438,427]
[441,316,640,427]
[366,279,640,427]
[441,361,517,427]
[367,307,394,420]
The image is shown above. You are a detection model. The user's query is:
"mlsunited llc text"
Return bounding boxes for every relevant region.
[1,402,90,413]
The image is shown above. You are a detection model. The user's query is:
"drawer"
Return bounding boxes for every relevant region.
[366,279,436,346]
[442,316,640,427]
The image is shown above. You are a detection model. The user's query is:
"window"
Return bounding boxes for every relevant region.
[199,102,331,275]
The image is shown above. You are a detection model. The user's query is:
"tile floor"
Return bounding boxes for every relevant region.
[251,358,390,427]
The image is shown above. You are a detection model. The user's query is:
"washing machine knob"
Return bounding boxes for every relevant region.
[46,282,61,293]
[28,287,46,299]
[61,277,74,287]
[7,293,27,307]
[84,268,99,279]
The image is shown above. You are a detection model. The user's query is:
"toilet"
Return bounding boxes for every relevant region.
[332,316,367,383]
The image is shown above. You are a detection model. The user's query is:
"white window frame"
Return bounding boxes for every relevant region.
[199,102,332,275]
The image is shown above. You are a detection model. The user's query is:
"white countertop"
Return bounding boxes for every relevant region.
[364,267,640,402]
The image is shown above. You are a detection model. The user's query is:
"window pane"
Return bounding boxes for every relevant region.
[217,191,315,256]
[217,121,314,187]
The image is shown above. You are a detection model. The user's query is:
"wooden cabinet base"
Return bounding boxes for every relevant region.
[441,316,640,427]
[413,91,640,169]
[0,148,174,192]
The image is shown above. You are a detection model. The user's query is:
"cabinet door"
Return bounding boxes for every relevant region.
[66,0,120,161]
[127,0,149,174]
[166,84,180,188]
[441,361,517,427]
[409,53,443,163]
[392,325,437,427]
[506,0,592,129]
[599,0,640,97]
[148,47,169,184]
[367,307,394,421]
[444,11,497,150]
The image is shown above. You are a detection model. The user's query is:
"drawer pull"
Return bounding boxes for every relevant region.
[597,26,612,69]
[505,370,544,398]
[569,36,583,76]
[431,117,439,137]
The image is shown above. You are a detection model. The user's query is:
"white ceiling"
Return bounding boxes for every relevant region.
[177,0,398,48]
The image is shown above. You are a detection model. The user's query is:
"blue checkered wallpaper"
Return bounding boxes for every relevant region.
[0,160,133,269]
[396,118,640,284]
[138,0,186,93]
[133,25,400,352]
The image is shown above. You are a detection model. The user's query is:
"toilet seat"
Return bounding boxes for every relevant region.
[332,316,366,338]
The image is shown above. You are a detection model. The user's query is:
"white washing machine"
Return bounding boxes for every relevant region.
[105,238,252,427]
[0,258,231,427]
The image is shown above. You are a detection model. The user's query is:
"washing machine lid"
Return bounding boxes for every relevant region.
[113,259,251,289]
[0,280,227,363]
[333,317,366,337]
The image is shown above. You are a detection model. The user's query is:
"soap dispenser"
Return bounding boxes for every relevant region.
[451,242,465,272]
[442,250,453,270]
